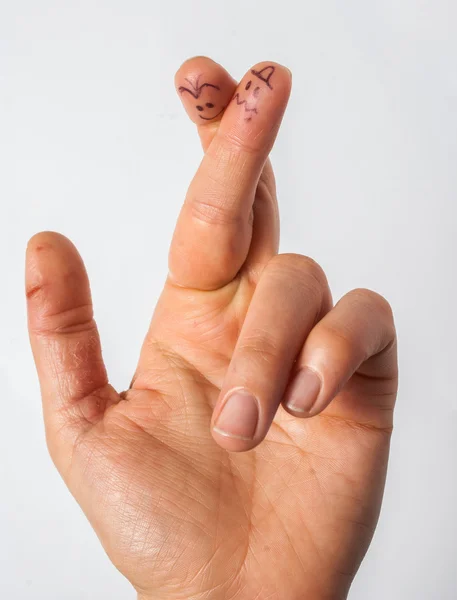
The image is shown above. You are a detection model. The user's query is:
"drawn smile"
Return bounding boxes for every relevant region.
[199,107,226,120]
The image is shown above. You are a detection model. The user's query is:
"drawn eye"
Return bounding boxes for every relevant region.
[253,86,260,98]
[206,102,214,108]
[245,80,252,90]
[196,105,204,111]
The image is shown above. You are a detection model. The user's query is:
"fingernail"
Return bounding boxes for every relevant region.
[284,368,322,414]
[213,389,259,440]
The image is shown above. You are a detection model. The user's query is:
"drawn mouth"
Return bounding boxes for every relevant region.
[199,107,226,121]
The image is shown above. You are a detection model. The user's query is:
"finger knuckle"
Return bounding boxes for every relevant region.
[269,253,328,291]
[219,130,260,156]
[349,288,394,321]
[33,304,95,336]
[348,289,396,345]
[238,331,279,366]
[190,196,244,227]
[320,323,355,353]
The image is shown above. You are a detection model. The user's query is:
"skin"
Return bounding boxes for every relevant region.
[26,57,398,600]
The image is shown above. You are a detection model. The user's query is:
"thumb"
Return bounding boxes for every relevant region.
[26,232,118,469]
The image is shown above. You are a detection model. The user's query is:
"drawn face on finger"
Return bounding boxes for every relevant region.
[178,76,226,121]
[233,65,276,121]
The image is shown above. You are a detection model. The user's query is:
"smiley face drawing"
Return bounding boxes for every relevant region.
[233,65,276,121]
[178,76,226,121]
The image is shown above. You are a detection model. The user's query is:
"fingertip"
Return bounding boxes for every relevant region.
[175,56,236,126]
[281,402,317,420]
[174,55,220,80]
[240,60,292,108]
[211,427,258,453]
[214,61,292,152]
[282,367,324,419]
[26,232,62,294]
[26,232,83,289]
[249,60,292,83]
[210,388,264,452]
[26,231,76,261]
[25,231,91,331]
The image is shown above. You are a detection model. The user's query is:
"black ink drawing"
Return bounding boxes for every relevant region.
[232,65,276,121]
[178,75,220,98]
[233,93,259,122]
[178,75,225,120]
[251,65,275,89]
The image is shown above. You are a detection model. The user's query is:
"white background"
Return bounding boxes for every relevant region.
[1,1,456,598]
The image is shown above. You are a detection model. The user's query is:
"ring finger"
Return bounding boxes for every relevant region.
[211,253,332,451]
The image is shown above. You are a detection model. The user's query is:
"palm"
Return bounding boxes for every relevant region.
[65,277,393,599]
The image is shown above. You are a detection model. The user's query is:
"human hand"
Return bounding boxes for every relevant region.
[26,57,398,600]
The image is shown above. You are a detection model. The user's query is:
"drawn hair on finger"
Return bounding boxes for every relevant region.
[178,75,220,98]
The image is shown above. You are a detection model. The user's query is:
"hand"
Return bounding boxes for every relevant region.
[26,57,398,600]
